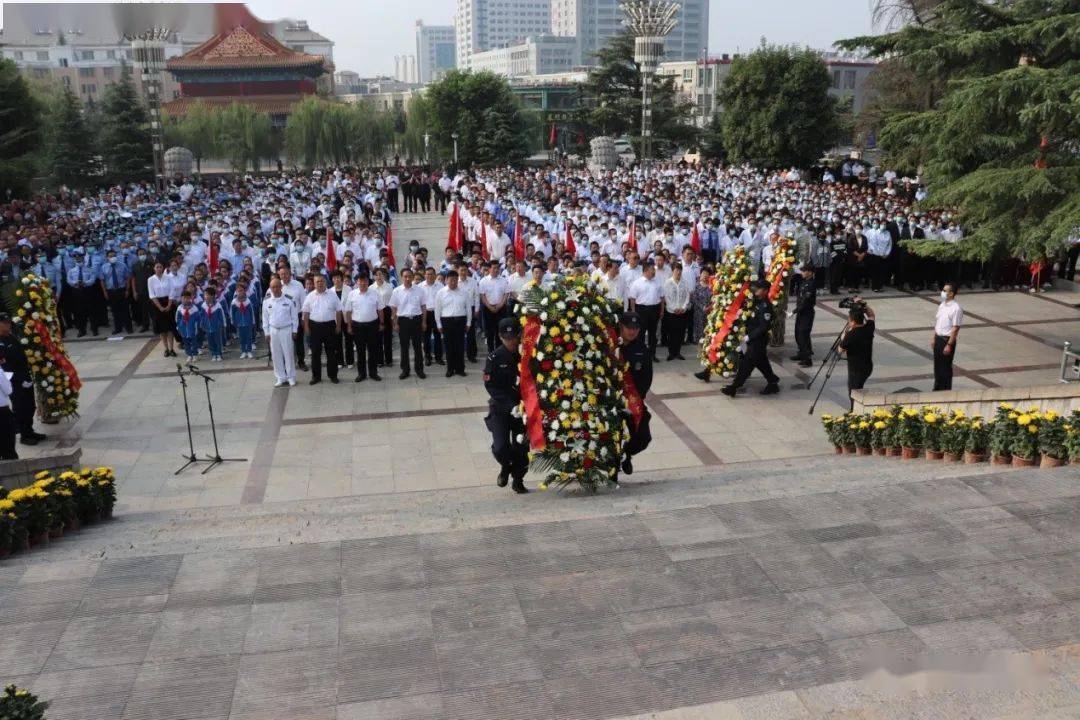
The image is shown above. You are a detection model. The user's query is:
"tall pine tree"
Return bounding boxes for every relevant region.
[0,59,43,199]
[100,67,152,182]
[840,0,1080,261]
[47,86,96,188]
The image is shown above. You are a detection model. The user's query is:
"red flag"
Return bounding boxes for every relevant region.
[385,224,396,268]
[447,203,461,252]
[208,240,219,275]
[480,222,490,261]
[565,224,576,257]
[513,213,525,260]
[690,221,701,254]
[628,215,637,251]
[549,123,557,148]
[326,228,338,271]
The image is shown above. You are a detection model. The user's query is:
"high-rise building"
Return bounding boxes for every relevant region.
[551,0,707,65]
[470,35,578,77]
[415,21,456,84]
[394,54,419,84]
[455,0,553,69]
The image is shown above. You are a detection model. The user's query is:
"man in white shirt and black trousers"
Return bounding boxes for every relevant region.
[301,274,343,385]
[343,273,384,382]
[389,268,427,380]
[478,261,510,354]
[932,283,963,391]
[435,271,472,377]
[627,259,664,362]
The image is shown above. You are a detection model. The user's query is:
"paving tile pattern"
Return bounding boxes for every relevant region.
[1,470,1078,719]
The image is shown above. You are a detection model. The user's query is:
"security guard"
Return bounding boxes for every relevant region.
[484,317,528,494]
[0,313,45,446]
[722,280,781,397]
[790,264,817,367]
[618,311,652,476]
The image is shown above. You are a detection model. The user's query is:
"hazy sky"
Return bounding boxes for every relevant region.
[0,0,877,76]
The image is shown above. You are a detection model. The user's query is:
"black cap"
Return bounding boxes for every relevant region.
[0,312,10,323]
[753,279,770,291]
[497,317,520,338]
[619,312,641,329]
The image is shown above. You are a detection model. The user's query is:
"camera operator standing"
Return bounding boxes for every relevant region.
[838,299,875,411]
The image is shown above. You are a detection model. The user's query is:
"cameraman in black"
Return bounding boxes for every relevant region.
[838,298,876,411]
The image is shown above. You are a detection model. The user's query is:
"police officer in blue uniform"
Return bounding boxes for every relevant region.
[722,279,781,397]
[484,317,528,494]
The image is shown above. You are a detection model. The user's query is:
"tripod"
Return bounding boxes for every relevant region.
[806,326,846,416]
[187,364,247,474]
[174,364,208,474]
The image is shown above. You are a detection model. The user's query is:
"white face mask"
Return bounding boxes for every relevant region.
[940,291,949,302]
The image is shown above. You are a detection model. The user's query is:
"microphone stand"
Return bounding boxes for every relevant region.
[187,363,247,474]
[174,363,207,474]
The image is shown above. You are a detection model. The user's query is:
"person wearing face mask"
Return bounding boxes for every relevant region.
[932,284,963,391]
[130,246,155,333]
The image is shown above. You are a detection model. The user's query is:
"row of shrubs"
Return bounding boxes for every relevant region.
[821,405,1080,466]
[0,467,117,558]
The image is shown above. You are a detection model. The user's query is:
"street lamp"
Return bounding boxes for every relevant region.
[423,132,430,164]
[622,1,679,170]
[451,132,459,165]
[125,27,171,193]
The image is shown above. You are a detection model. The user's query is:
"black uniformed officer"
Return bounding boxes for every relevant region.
[483,316,529,494]
[0,313,44,446]
[617,312,652,476]
[790,264,817,367]
[828,230,848,294]
[722,280,781,397]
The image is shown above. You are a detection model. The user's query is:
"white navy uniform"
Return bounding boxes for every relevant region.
[263,293,299,385]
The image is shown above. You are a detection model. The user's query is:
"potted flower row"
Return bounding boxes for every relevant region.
[821,406,1080,467]
[0,683,48,719]
[0,467,117,559]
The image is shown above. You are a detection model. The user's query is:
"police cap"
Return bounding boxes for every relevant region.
[619,312,641,329]
[497,317,520,338]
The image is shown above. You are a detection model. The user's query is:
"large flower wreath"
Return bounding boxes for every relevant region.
[2,274,81,420]
[699,245,754,377]
[516,276,643,491]
[764,235,797,340]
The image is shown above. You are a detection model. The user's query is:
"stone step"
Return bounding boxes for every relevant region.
[6,454,1056,563]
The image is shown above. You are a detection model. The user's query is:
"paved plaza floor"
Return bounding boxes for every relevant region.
[2,210,1079,718]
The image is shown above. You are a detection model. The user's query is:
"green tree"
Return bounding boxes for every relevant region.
[717,44,841,168]
[284,97,326,168]
[700,112,726,160]
[0,59,43,199]
[349,102,395,164]
[173,102,219,174]
[100,67,151,182]
[216,103,274,174]
[579,30,699,157]
[398,95,434,162]
[284,98,396,167]
[840,0,1080,261]
[45,86,97,188]
[424,70,529,166]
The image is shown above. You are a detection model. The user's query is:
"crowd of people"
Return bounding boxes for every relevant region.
[0,160,1074,455]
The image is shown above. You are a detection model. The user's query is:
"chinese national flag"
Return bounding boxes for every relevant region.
[513,213,525,260]
[480,222,490,261]
[690,222,701,254]
[628,215,636,249]
[565,224,576,257]
[385,224,396,268]
[208,240,219,275]
[326,228,337,271]
[549,123,557,148]
[447,203,461,252]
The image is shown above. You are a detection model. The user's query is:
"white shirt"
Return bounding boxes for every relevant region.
[147,274,170,299]
[0,370,12,409]
[343,287,384,323]
[628,275,663,306]
[419,280,443,312]
[389,284,425,317]
[263,294,298,333]
[934,299,963,337]
[507,272,529,298]
[301,289,342,323]
[373,280,394,310]
[620,264,643,286]
[663,276,692,312]
[434,286,472,329]
[478,275,509,306]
